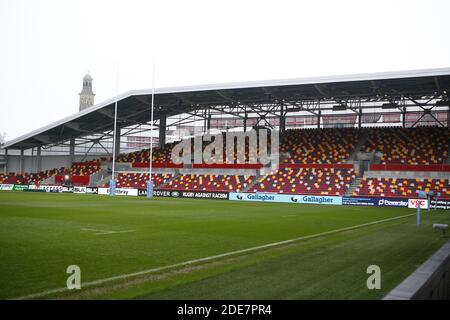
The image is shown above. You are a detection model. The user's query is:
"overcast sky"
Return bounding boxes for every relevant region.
[1,0,449,141]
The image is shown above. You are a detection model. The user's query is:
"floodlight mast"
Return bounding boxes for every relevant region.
[110,64,120,196]
[147,57,155,198]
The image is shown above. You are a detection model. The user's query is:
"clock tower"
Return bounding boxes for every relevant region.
[79,72,95,111]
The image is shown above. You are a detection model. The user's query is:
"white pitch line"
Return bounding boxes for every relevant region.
[81,228,115,233]
[97,230,136,235]
[12,213,414,300]
[81,228,135,235]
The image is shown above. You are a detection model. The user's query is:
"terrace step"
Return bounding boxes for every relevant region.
[344,176,363,196]
[157,174,180,189]
[41,175,55,185]
[93,172,111,187]
[348,130,369,162]
[242,176,260,192]
[90,168,110,186]
[372,157,382,165]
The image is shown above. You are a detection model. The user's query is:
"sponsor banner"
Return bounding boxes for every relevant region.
[408,199,429,209]
[139,189,229,200]
[41,185,63,193]
[229,192,342,205]
[293,195,342,205]
[116,188,138,196]
[98,187,138,196]
[342,197,378,206]
[177,190,228,200]
[375,198,409,207]
[27,185,63,193]
[13,184,29,191]
[73,186,87,194]
[0,184,14,191]
[430,199,450,210]
[86,187,98,194]
[229,192,283,202]
[62,186,74,193]
[342,197,409,207]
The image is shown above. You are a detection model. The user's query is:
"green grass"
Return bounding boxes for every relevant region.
[0,191,448,300]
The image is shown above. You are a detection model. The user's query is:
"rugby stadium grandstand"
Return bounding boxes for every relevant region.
[1,68,450,301]
[1,68,449,200]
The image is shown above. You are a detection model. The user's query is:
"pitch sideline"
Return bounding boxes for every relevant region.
[12,212,415,300]
[81,228,136,235]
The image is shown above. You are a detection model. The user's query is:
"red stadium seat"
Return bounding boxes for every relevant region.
[160,174,255,192]
[251,167,356,195]
[353,177,450,199]
[116,172,172,189]
[280,128,359,164]
[362,127,449,165]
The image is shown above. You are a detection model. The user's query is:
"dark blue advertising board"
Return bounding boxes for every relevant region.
[343,197,409,207]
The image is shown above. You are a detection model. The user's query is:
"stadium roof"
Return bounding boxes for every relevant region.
[3,67,450,150]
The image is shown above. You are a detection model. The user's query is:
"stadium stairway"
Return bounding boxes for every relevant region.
[344,176,363,196]
[40,175,56,185]
[93,173,112,187]
[242,172,261,192]
[89,168,110,186]
[347,130,369,162]
[156,174,179,189]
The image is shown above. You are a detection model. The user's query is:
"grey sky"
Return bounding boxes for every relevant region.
[1,0,449,141]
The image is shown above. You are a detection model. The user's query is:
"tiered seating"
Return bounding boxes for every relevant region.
[116,172,172,189]
[70,162,101,176]
[118,132,273,165]
[216,131,274,164]
[281,128,359,164]
[2,127,447,196]
[161,174,255,192]
[362,127,449,164]
[118,127,448,166]
[353,177,450,199]
[117,142,178,164]
[0,168,63,185]
[251,167,356,195]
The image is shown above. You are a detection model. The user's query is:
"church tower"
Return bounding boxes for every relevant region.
[79,72,95,111]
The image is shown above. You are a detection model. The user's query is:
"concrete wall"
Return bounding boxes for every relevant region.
[384,240,450,300]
